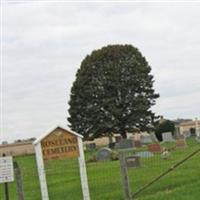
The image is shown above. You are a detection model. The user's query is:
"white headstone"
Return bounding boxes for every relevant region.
[183,131,191,138]
[150,132,158,142]
[195,118,200,137]
[133,133,141,141]
[136,151,154,158]
[140,134,152,144]
[162,132,174,142]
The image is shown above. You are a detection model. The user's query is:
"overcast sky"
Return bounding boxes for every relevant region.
[1,1,200,142]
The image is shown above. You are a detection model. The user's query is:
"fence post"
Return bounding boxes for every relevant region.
[13,161,24,200]
[119,151,132,200]
[78,137,90,200]
[34,143,49,200]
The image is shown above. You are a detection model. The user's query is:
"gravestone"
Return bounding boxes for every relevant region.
[162,132,174,142]
[133,133,141,141]
[86,143,96,150]
[177,134,185,140]
[195,118,200,136]
[150,132,158,143]
[196,136,200,143]
[108,142,116,149]
[183,131,191,138]
[148,143,161,153]
[118,139,134,149]
[115,136,122,143]
[176,139,187,148]
[140,134,152,144]
[174,126,181,139]
[134,140,142,148]
[136,151,154,158]
[114,143,120,149]
[96,148,112,161]
[126,156,141,168]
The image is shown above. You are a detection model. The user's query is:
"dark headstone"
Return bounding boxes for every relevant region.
[96,148,112,161]
[86,143,96,150]
[114,143,120,149]
[118,139,134,149]
[108,142,116,149]
[148,143,161,153]
[126,156,141,168]
[134,140,142,148]
[115,136,122,143]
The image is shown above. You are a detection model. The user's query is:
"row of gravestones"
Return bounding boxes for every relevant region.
[86,134,152,151]
[86,131,178,151]
[95,138,187,162]
[147,138,187,153]
[125,137,188,167]
[94,149,143,168]
[120,138,188,168]
[107,132,175,150]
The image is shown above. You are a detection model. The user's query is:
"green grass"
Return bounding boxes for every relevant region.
[0,139,199,200]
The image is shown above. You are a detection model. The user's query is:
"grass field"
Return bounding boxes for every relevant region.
[0,139,200,200]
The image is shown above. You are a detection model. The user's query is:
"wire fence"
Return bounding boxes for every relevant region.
[0,138,199,200]
[122,138,200,199]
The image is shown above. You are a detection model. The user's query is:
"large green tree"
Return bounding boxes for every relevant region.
[68,44,159,139]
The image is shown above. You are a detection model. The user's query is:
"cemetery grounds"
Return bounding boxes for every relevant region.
[0,138,200,200]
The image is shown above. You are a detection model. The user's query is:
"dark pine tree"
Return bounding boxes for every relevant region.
[68,44,159,139]
[155,120,175,141]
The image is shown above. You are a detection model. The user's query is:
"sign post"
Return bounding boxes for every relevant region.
[78,137,90,200]
[13,161,25,200]
[34,143,49,200]
[34,125,90,200]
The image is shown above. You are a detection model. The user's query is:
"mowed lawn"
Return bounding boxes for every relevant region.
[0,139,200,200]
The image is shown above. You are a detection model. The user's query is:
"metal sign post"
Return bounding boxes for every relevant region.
[4,182,9,200]
[14,161,25,200]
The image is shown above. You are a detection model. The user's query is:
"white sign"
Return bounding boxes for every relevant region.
[34,126,90,200]
[0,156,14,183]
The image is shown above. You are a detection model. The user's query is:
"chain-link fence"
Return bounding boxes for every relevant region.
[0,138,199,200]
[119,138,200,200]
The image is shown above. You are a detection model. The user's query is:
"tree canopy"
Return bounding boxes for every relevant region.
[155,120,175,141]
[68,44,159,139]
